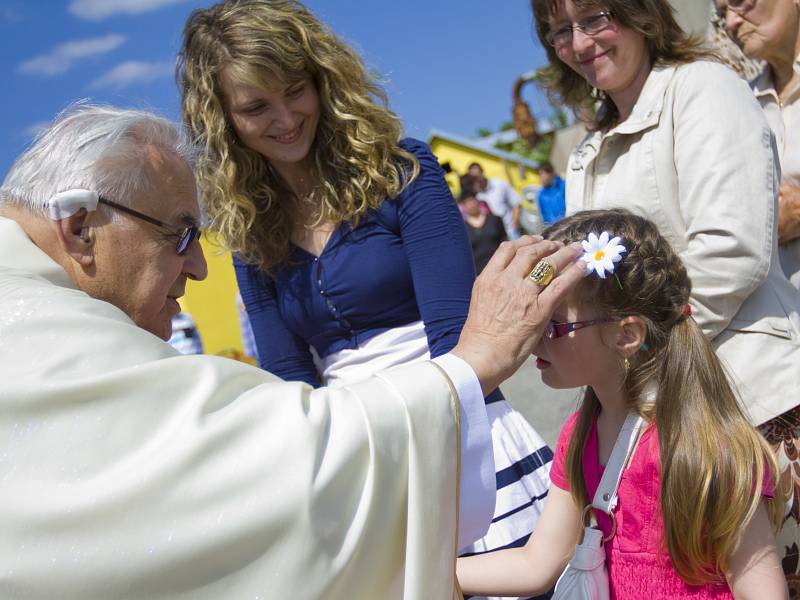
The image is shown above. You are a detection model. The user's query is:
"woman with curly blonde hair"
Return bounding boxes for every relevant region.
[178,0,554,578]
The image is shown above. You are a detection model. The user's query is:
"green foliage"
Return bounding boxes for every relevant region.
[485,105,569,165]
[493,134,552,164]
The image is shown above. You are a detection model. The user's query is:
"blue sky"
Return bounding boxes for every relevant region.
[1,0,551,179]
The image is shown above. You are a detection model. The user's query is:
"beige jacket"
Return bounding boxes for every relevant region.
[0,216,467,599]
[566,61,800,425]
[752,56,800,289]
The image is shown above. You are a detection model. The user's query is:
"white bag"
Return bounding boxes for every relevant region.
[552,414,644,600]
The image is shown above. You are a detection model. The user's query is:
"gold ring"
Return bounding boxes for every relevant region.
[528,260,555,286]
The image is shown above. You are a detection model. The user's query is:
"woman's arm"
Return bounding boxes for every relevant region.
[726,501,788,599]
[395,140,476,359]
[456,485,581,596]
[672,62,777,339]
[233,257,320,387]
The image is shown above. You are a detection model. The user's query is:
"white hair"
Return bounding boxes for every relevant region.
[0,102,199,217]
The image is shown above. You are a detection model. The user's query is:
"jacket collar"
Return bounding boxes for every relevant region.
[569,65,675,173]
[751,54,800,105]
[0,215,77,290]
[605,64,675,136]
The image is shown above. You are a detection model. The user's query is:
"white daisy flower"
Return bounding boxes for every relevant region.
[580,231,626,279]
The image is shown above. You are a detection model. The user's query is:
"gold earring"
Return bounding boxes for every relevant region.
[623,357,630,373]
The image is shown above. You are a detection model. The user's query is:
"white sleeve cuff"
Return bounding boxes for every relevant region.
[432,353,495,551]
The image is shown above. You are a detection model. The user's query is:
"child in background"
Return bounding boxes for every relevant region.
[457,209,786,599]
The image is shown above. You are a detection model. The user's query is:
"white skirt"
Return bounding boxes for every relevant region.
[321,322,552,600]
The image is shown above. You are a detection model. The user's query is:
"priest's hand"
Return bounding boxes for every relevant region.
[451,237,584,396]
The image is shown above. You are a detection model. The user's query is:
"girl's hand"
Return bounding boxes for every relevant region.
[457,485,582,596]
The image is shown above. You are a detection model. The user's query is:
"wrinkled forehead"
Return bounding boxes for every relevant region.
[139,146,200,221]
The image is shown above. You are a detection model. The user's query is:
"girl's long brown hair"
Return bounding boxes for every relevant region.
[531,0,715,129]
[544,210,781,584]
[178,0,419,272]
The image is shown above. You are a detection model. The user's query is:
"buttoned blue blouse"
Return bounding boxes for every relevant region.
[234,138,479,389]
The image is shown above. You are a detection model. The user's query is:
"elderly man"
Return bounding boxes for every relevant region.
[0,104,582,600]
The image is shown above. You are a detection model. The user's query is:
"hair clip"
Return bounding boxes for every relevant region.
[682,304,692,317]
[580,231,626,289]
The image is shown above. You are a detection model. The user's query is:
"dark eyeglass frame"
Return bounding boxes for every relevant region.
[98,196,200,256]
[544,316,618,340]
[546,11,614,47]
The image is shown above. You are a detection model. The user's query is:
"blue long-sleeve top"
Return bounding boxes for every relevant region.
[235,138,501,402]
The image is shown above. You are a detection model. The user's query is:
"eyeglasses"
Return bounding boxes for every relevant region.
[98,196,200,256]
[546,11,614,48]
[544,317,618,339]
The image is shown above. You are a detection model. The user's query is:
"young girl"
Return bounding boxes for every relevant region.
[457,209,787,599]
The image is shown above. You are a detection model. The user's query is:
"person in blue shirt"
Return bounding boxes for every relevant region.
[536,162,566,225]
[179,0,552,586]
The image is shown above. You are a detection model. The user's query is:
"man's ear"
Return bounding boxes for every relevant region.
[614,316,647,358]
[50,209,95,267]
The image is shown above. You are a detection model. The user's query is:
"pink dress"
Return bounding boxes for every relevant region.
[550,412,734,599]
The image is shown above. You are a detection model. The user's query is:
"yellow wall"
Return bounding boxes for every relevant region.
[428,136,542,196]
[178,234,243,355]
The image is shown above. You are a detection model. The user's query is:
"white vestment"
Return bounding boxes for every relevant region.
[0,216,489,599]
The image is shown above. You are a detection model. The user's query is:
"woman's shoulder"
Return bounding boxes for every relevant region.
[667,60,763,119]
[398,137,431,155]
[398,137,438,168]
[671,60,749,92]
[393,137,449,200]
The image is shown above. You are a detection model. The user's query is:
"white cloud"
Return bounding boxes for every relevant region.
[18,34,126,76]
[89,60,173,90]
[69,0,190,21]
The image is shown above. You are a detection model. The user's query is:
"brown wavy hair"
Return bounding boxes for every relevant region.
[531,0,715,129]
[178,0,419,271]
[544,209,781,584]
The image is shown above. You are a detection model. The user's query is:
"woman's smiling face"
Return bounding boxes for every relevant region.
[222,69,321,172]
[550,1,650,102]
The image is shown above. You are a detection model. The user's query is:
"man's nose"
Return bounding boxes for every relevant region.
[185,237,208,282]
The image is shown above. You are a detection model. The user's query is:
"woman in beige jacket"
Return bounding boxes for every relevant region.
[533,0,800,583]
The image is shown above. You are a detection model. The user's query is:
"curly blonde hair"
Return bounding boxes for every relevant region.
[178,0,419,271]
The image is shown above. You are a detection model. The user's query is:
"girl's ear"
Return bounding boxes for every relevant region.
[614,316,647,358]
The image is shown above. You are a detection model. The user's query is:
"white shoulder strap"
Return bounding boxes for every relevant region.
[591,413,644,515]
